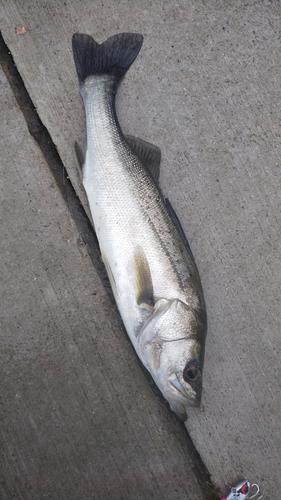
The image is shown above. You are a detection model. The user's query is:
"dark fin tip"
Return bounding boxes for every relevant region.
[72,32,143,86]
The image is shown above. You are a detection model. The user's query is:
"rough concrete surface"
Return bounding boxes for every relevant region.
[1,0,281,499]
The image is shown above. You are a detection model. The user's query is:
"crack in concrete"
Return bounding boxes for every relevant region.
[0,31,112,301]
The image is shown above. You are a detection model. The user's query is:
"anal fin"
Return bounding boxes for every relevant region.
[74,135,87,180]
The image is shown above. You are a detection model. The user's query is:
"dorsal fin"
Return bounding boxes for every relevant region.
[165,198,194,257]
[125,135,161,186]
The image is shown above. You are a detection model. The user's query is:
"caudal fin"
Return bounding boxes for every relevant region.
[72,32,143,86]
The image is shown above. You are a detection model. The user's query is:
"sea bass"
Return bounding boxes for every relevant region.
[72,32,207,421]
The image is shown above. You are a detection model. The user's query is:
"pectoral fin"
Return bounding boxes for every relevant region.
[134,246,154,309]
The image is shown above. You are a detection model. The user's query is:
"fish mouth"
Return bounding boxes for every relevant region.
[168,378,199,407]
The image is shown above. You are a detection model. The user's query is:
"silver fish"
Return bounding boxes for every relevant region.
[72,33,207,421]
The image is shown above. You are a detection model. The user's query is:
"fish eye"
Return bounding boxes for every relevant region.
[183,365,201,382]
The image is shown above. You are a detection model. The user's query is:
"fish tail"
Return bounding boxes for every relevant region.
[72,32,143,87]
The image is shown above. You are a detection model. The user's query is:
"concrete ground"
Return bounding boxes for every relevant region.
[1,1,280,499]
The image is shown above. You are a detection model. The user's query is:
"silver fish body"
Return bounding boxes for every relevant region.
[72,33,207,420]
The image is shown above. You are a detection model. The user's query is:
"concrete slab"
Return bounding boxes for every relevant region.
[1,0,281,498]
[0,68,210,499]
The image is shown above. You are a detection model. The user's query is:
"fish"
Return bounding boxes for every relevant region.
[72,32,207,421]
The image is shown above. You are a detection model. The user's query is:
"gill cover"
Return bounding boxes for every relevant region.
[138,298,203,420]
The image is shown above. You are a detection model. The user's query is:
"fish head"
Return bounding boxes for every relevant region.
[139,298,206,421]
